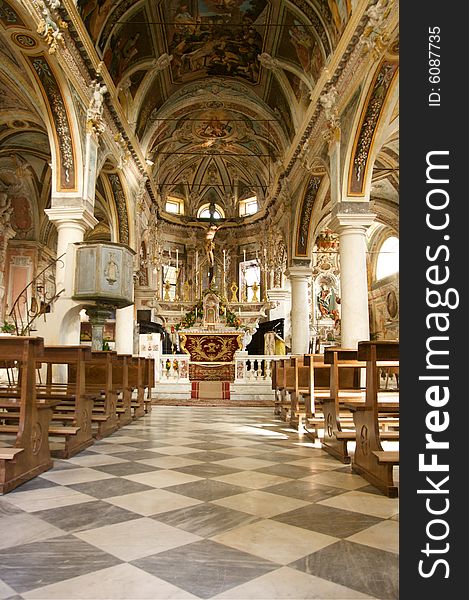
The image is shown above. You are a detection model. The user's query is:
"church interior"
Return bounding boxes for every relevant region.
[0,1,399,598]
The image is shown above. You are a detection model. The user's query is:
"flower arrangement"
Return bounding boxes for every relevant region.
[175,289,243,330]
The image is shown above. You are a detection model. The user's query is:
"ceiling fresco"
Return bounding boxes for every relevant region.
[160,0,270,84]
[75,1,355,217]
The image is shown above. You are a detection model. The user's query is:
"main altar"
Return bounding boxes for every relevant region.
[137,217,275,401]
[173,291,251,384]
[151,286,273,402]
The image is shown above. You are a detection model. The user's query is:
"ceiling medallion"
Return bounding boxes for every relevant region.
[12,33,37,49]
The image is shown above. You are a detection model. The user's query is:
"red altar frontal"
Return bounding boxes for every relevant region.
[179,332,243,382]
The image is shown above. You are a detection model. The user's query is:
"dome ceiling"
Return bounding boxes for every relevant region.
[79,1,354,219]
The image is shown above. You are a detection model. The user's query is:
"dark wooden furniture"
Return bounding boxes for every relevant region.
[0,337,59,493]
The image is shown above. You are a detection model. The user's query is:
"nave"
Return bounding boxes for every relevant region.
[0,407,398,600]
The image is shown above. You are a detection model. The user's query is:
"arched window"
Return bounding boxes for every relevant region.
[197,203,225,219]
[376,236,399,280]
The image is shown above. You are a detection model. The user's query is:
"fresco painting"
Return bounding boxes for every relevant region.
[277,10,324,85]
[161,0,269,83]
[102,9,153,83]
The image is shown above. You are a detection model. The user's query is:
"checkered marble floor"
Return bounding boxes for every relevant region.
[0,408,398,600]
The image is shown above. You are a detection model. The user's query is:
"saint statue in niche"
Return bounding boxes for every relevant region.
[317,284,340,321]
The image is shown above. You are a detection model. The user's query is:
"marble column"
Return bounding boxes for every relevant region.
[86,306,114,352]
[330,203,376,348]
[286,266,312,355]
[115,303,135,354]
[45,207,98,292]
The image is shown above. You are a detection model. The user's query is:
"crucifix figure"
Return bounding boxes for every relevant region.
[205,223,219,286]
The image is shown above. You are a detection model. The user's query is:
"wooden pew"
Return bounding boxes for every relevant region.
[271,358,285,416]
[301,354,336,440]
[86,351,121,438]
[37,345,95,459]
[110,354,133,427]
[66,350,120,439]
[0,337,59,494]
[143,357,154,413]
[319,348,365,463]
[344,341,399,497]
[287,355,309,428]
[277,358,296,421]
[128,357,145,418]
[287,354,334,433]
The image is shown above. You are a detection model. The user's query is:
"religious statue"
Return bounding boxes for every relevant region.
[317,284,340,322]
[204,224,219,286]
[87,79,107,133]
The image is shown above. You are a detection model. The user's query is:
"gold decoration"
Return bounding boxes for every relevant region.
[241,284,248,303]
[179,333,243,362]
[230,281,238,303]
[163,280,171,301]
[251,281,259,302]
[183,281,190,302]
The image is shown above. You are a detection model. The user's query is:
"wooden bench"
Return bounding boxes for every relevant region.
[275,358,297,421]
[110,354,133,427]
[344,341,399,497]
[128,357,146,418]
[301,354,340,440]
[36,345,95,459]
[271,358,285,416]
[142,357,155,413]
[286,354,334,434]
[0,337,60,494]
[320,347,399,464]
[285,355,313,429]
[67,350,120,439]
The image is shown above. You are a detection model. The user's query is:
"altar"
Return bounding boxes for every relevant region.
[175,291,243,387]
[179,330,243,382]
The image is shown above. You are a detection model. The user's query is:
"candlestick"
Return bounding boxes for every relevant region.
[223,249,226,272]
[176,249,179,270]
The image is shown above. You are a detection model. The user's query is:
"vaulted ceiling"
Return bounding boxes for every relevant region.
[78,0,354,214]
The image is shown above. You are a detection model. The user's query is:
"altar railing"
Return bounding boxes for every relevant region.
[158,353,284,385]
[160,354,190,381]
[234,355,281,383]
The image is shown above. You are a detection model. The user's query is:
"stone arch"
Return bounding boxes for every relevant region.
[341,51,399,202]
[1,3,84,199]
[292,168,329,260]
[105,172,132,247]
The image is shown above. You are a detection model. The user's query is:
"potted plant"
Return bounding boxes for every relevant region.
[0,321,15,336]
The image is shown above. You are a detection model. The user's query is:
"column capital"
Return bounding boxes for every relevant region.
[330,202,376,232]
[45,206,98,231]
[286,265,312,280]
[267,288,291,303]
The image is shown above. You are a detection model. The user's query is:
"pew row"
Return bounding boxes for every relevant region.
[344,341,399,497]
[320,347,399,464]
[0,337,60,494]
[37,345,95,459]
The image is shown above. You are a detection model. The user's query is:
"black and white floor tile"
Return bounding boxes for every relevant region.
[0,407,398,599]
